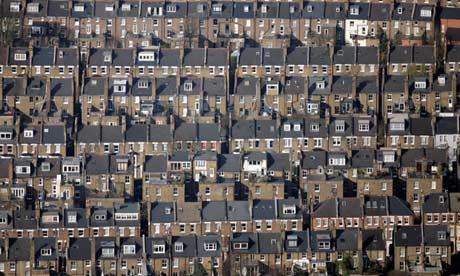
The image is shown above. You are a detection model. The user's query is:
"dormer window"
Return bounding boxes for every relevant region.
[95,214,106,221]
[27,3,40,13]
[390,121,405,131]
[267,84,278,91]
[123,244,136,255]
[335,121,345,132]
[204,242,217,251]
[397,7,403,14]
[121,4,131,11]
[383,152,395,163]
[283,205,296,215]
[287,235,298,247]
[165,207,171,215]
[101,247,115,257]
[414,80,426,89]
[294,124,301,131]
[74,4,84,12]
[138,80,149,89]
[15,166,30,174]
[0,132,12,140]
[439,196,445,203]
[184,82,193,91]
[307,5,313,12]
[350,5,359,15]
[113,79,127,93]
[244,5,250,13]
[213,4,222,13]
[10,2,21,12]
[175,242,184,252]
[103,52,112,62]
[335,7,341,13]
[24,129,34,138]
[261,4,268,13]
[138,51,155,62]
[420,8,431,17]
[290,6,295,13]
[310,124,319,132]
[68,212,77,223]
[105,5,114,12]
[284,124,291,131]
[41,162,51,172]
[316,80,325,89]
[166,4,176,13]
[358,120,370,132]
[41,248,52,256]
[153,244,165,254]
[438,231,446,240]
[117,160,128,172]
[318,241,330,249]
[14,53,26,61]
[233,242,248,250]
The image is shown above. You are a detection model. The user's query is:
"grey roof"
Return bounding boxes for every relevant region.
[26,0,47,17]
[308,77,330,95]
[8,47,29,66]
[2,77,26,96]
[176,202,201,222]
[281,118,304,138]
[64,208,88,228]
[95,237,117,259]
[252,199,276,220]
[450,193,460,213]
[94,2,116,18]
[395,226,422,247]
[218,154,241,172]
[164,2,187,18]
[188,2,209,18]
[279,2,301,19]
[432,74,453,92]
[8,238,31,261]
[14,209,38,230]
[112,49,134,66]
[413,46,435,64]
[169,151,192,162]
[268,153,290,171]
[50,78,73,96]
[34,237,56,260]
[183,48,205,66]
[285,76,305,94]
[424,225,450,246]
[255,120,277,139]
[287,47,309,65]
[414,5,433,21]
[140,2,164,17]
[239,48,262,65]
[333,47,354,64]
[71,1,93,17]
[258,233,282,254]
[329,117,353,136]
[159,49,181,66]
[388,196,413,216]
[369,3,391,21]
[233,2,254,18]
[441,7,460,19]
[423,193,449,213]
[336,229,359,251]
[149,124,172,142]
[302,2,325,19]
[77,125,100,143]
[347,3,370,20]
[436,117,458,134]
[202,201,227,221]
[118,1,140,17]
[310,230,333,252]
[357,47,378,64]
[145,155,167,173]
[197,235,221,257]
[325,2,346,19]
[126,125,148,142]
[27,77,47,96]
[231,232,258,253]
[101,126,124,143]
[302,150,326,169]
[206,48,228,66]
[257,2,278,18]
[305,119,328,137]
[132,78,153,96]
[89,48,113,66]
[155,77,177,96]
[179,77,202,95]
[356,76,378,94]
[354,117,376,136]
[120,237,143,258]
[210,2,233,18]
[284,231,310,252]
[47,0,70,16]
[32,48,54,66]
[278,198,301,219]
[390,46,413,63]
[56,48,78,66]
[198,123,221,141]
[410,117,432,136]
[68,238,91,260]
[194,151,217,161]
[90,207,114,227]
[384,75,406,93]
[85,154,109,175]
[236,77,257,95]
[171,235,197,257]
[232,120,255,139]
[42,124,65,144]
[351,150,375,168]
[36,158,60,177]
[313,198,362,218]
[447,46,460,62]
[203,77,226,96]
[174,123,197,141]
[83,77,105,96]
[151,202,174,223]
[392,4,413,21]
[332,76,352,93]
[145,237,169,259]
[227,201,250,221]
[310,46,330,65]
[363,230,385,251]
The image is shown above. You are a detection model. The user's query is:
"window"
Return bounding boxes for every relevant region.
[153,244,165,254]
[233,242,248,250]
[175,242,184,252]
[204,243,217,251]
[123,244,136,255]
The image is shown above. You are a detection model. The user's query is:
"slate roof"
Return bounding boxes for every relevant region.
[34,237,57,260]
[8,238,31,261]
[197,235,221,257]
[171,235,197,257]
[218,154,241,172]
[202,201,227,221]
[253,199,276,220]
[362,230,385,251]
[302,2,325,19]
[369,3,391,21]
[336,229,359,251]
[145,155,167,173]
[68,238,91,260]
[423,193,449,213]
[50,78,73,97]
[435,117,458,134]
[258,233,282,254]
[394,226,422,247]
[313,198,362,218]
